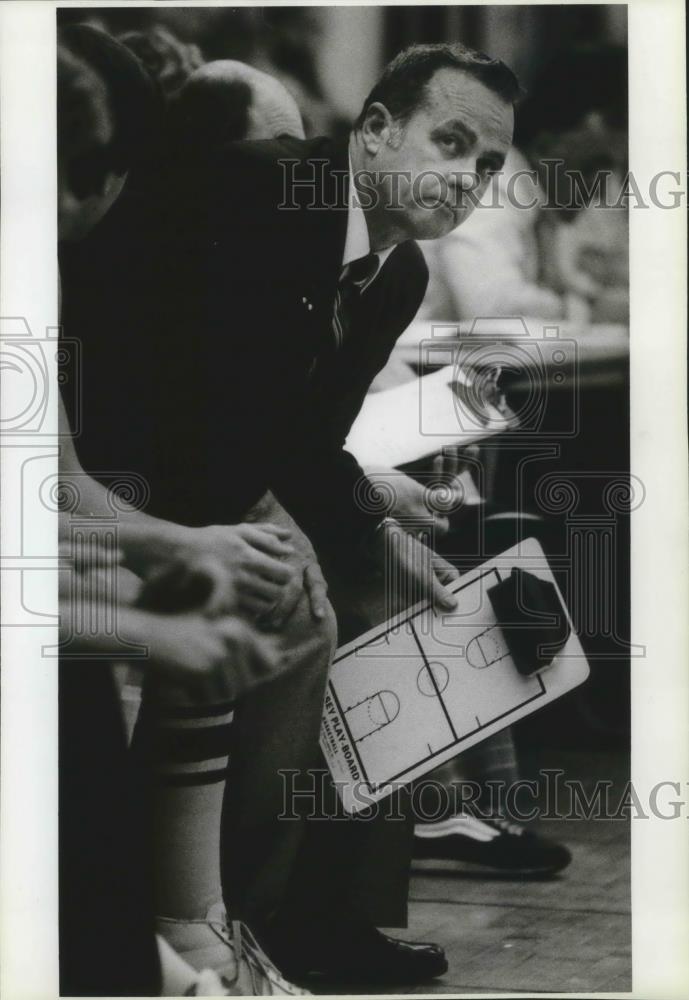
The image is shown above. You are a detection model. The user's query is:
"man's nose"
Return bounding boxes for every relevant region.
[449,158,481,194]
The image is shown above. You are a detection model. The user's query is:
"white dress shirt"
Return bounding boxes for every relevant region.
[342,160,394,290]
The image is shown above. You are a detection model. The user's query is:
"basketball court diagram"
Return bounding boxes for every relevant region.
[344,690,401,743]
[466,626,511,668]
[321,540,590,813]
[328,570,546,789]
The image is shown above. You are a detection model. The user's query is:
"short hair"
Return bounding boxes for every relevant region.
[58,23,161,177]
[58,44,114,200]
[118,26,205,98]
[355,42,521,129]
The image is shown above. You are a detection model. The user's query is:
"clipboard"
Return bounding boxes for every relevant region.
[320,538,589,814]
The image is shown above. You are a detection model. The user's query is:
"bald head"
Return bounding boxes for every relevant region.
[174,59,305,145]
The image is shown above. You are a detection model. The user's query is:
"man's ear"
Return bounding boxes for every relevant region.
[360,101,396,155]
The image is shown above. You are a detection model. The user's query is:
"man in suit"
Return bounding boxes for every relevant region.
[158,41,518,984]
[61,41,518,985]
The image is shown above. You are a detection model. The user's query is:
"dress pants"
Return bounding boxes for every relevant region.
[221,493,414,934]
[222,498,567,934]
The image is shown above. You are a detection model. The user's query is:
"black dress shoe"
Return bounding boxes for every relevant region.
[266,920,448,985]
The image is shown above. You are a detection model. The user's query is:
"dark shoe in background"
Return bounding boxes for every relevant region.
[413,814,572,878]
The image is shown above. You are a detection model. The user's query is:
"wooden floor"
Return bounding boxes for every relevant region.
[330,748,631,996]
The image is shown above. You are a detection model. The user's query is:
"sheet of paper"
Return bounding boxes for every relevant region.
[321,538,589,814]
[345,364,509,467]
[394,318,629,368]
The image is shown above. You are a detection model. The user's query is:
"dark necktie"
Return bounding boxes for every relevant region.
[331,252,379,351]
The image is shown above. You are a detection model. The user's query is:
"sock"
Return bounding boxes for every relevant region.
[111,660,144,745]
[133,687,234,921]
[457,727,520,815]
[415,728,520,823]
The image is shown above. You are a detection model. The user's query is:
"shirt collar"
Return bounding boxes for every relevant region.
[342,158,394,282]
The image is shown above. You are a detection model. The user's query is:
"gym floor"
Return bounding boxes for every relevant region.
[325,747,631,995]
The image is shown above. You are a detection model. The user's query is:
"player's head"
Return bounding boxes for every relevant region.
[57,24,160,240]
[170,59,305,148]
[118,24,204,97]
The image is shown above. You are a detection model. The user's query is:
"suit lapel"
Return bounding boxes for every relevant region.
[300,139,350,316]
[341,245,404,355]
[286,141,406,387]
[312,244,406,397]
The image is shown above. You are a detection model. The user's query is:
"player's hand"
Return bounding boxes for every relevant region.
[162,522,296,618]
[137,553,232,615]
[144,611,283,701]
[369,518,459,614]
[260,554,329,628]
[59,537,141,604]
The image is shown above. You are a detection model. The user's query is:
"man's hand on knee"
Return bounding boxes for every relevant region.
[259,553,329,628]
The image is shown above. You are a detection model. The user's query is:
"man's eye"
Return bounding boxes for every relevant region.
[438,135,461,155]
[478,162,499,180]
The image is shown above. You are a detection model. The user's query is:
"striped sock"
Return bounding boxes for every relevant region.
[133,693,234,921]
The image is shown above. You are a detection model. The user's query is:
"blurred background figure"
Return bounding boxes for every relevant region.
[419,43,629,325]
[518,43,628,322]
[169,59,305,154]
[119,25,204,97]
[57,23,160,242]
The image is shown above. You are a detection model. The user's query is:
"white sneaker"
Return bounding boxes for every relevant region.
[158,904,310,996]
[185,968,232,996]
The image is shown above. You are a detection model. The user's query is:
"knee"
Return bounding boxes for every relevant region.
[278,587,337,677]
[318,596,338,660]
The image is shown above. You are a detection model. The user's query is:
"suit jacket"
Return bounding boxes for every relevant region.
[60,136,428,557]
